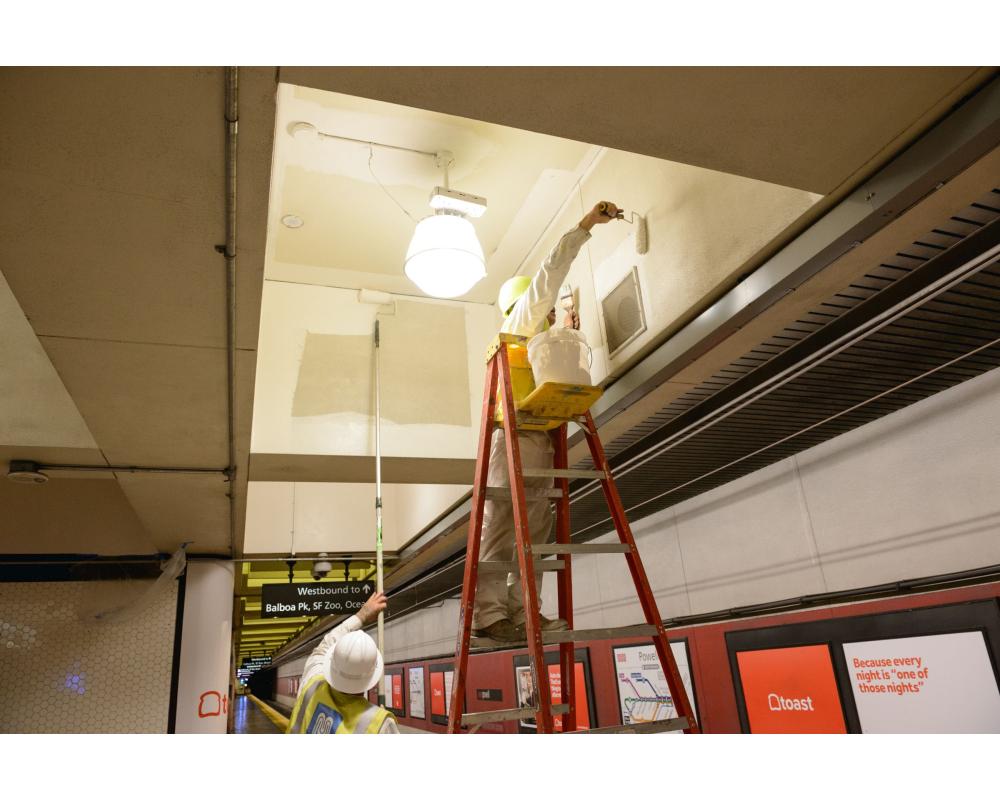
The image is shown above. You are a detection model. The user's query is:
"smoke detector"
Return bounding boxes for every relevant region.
[7,460,49,485]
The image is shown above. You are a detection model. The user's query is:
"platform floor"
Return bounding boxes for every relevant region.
[232,695,283,734]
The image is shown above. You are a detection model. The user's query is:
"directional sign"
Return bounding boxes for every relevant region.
[260,581,375,618]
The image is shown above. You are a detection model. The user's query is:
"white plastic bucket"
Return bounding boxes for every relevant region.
[527,327,593,386]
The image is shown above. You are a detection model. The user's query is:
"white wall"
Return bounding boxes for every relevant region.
[380,366,1000,660]
[252,282,496,460]
[174,561,235,733]
[244,480,469,553]
[513,148,821,385]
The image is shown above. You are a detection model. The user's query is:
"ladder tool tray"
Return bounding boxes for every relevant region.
[488,332,604,430]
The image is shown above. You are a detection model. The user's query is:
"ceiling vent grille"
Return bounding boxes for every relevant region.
[602,267,647,356]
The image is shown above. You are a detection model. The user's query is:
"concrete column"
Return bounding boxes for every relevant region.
[174,560,235,733]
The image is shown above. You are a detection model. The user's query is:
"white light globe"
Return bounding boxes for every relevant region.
[404,214,486,298]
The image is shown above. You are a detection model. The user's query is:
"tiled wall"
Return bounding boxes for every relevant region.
[0,579,178,733]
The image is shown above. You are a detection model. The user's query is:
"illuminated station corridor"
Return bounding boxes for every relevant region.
[2,64,1000,741]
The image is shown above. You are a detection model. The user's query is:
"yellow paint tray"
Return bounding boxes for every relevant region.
[514,381,604,431]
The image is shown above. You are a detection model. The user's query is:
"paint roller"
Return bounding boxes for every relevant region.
[598,201,649,255]
[358,288,396,314]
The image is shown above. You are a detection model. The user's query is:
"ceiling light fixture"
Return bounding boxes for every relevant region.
[281,214,304,229]
[404,151,488,299]
[284,121,489,299]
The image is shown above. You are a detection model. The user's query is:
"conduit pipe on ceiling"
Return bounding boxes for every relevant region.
[18,463,229,476]
[222,66,239,557]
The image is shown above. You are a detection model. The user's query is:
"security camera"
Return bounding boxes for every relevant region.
[312,553,333,580]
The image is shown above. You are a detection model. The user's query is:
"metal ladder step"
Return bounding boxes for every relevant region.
[532,543,629,555]
[461,704,569,726]
[478,560,566,574]
[543,623,657,644]
[568,717,693,734]
[522,467,605,480]
[485,486,564,500]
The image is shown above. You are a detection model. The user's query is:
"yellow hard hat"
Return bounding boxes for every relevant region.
[498,276,531,317]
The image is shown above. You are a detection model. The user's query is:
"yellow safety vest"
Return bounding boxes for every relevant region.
[286,675,394,734]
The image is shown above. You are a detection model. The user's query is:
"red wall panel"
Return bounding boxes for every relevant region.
[286,581,1000,733]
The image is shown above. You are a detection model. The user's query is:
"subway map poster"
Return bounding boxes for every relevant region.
[612,642,697,728]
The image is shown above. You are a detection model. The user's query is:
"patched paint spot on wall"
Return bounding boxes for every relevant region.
[292,333,371,418]
[291,300,471,426]
[381,301,471,426]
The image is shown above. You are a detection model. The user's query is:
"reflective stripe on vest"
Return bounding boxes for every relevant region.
[286,675,394,734]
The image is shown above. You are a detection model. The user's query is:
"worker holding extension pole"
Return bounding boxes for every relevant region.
[472,201,621,642]
[286,589,394,733]
[286,312,394,733]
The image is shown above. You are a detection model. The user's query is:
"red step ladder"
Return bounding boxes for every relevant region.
[447,334,700,734]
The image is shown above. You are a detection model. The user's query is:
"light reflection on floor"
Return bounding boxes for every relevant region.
[232,695,282,734]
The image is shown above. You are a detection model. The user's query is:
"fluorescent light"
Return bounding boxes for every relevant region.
[404,214,486,299]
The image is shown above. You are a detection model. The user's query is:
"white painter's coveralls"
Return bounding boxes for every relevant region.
[473,225,592,629]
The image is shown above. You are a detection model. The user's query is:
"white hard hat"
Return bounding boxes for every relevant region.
[323,630,384,695]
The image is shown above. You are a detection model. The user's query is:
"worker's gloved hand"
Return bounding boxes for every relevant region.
[563,310,580,330]
[357,590,388,625]
[580,201,621,231]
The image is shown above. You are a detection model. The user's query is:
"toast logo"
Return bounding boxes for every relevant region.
[198,690,228,718]
[767,692,815,712]
[737,645,847,733]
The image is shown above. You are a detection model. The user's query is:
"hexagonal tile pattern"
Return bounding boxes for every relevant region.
[0,580,178,732]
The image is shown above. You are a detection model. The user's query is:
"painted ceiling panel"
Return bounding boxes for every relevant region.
[265,83,598,303]
[243,480,469,555]
[36,338,255,469]
[281,67,992,195]
[115,473,232,554]
[1,168,229,349]
[0,477,156,555]
[0,269,97,450]
[0,67,224,206]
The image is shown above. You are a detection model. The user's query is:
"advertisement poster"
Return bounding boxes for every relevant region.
[383,672,404,714]
[430,669,454,718]
[613,642,697,729]
[408,666,425,720]
[392,674,403,711]
[843,631,1000,733]
[514,662,591,731]
[736,644,847,733]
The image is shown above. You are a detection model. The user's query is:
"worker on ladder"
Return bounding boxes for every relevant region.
[287,590,398,733]
[472,201,621,643]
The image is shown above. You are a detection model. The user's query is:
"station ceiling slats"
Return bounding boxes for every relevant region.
[566,189,1000,536]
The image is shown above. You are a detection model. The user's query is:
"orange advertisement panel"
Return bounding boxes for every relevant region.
[391,674,403,711]
[736,644,847,733]
[430,671,446,717]
[547,662,591,731]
